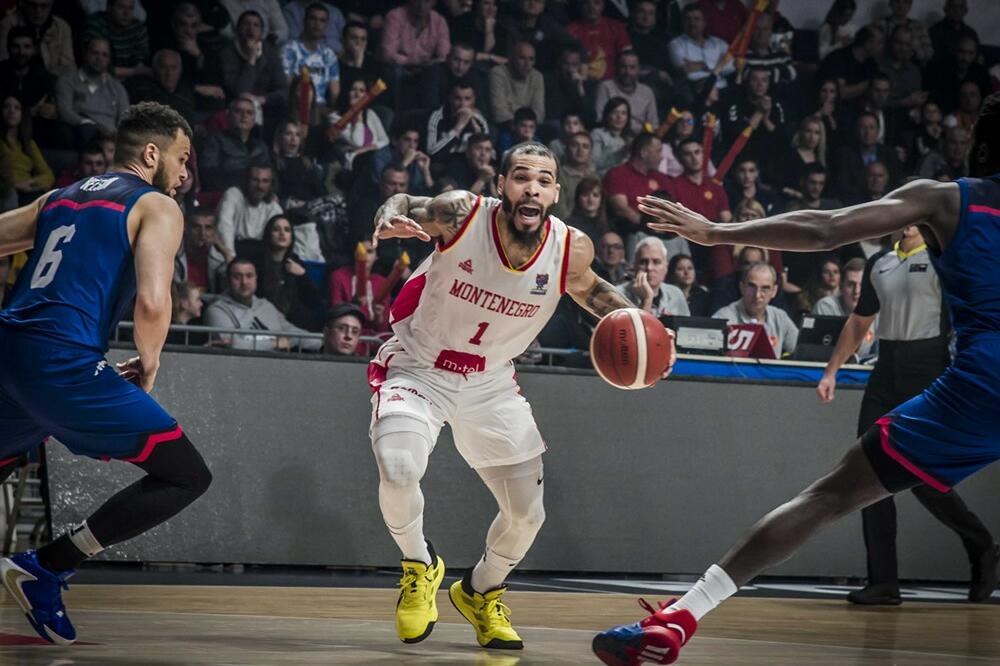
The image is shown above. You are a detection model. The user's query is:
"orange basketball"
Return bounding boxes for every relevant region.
[590,308,674,390]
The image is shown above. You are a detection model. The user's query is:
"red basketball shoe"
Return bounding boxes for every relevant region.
[592,598,697,665]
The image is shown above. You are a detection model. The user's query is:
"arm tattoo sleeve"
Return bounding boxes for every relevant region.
[374,194,433,230]
[426,191,476,235]
[584,279,633,317]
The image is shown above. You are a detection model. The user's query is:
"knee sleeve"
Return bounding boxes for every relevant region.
[373,426,431,533]
[133,432,213,501]
[498,481,546,536]
[87,433,211,548]
[373,425,431,489]
[480,457,546,557]
[376,447,423,488]
[510,492,546,531]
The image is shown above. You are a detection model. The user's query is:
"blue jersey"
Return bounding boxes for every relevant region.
[0,172,157,353]
[931,174,1000,344]
[864,173,1000,492]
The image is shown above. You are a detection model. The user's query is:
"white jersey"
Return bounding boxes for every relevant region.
[388,196,571,373]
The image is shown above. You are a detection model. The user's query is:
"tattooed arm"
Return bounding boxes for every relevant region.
[372,190,479,249]
[563,227,634,318]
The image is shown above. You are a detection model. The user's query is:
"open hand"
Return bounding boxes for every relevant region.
[372,214,431,250]
[637,196,718,246]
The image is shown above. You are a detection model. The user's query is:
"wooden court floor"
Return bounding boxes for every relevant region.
[3,584,1000,664]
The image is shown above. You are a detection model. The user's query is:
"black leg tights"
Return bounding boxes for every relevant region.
[37,434,212,572]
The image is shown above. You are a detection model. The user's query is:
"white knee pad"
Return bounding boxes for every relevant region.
[372,422,431,489]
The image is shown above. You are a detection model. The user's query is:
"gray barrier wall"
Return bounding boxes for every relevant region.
[48,349,1000,581]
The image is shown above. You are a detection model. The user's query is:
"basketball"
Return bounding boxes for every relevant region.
[590,308,674,390]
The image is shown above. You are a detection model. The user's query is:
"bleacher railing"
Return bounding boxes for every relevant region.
[111,322,584,366]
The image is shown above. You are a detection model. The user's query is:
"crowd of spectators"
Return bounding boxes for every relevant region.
[0,0,996,361]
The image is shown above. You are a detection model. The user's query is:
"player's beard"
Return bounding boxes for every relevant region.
[152,161,172,194]
[501,195,550,245]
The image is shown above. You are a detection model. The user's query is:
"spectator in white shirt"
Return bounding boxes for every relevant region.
[214,165,283,262]
[668,4,735,92]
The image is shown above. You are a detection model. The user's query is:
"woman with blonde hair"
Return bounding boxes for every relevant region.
[782,115,826,191]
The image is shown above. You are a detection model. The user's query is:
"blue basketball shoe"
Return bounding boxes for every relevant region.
[1,550,77,644]
[592,598,697,665]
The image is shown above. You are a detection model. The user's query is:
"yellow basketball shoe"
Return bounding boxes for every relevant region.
[395,544,445,644]
[448,572,524,649]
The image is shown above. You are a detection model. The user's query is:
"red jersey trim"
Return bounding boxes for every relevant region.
[876,416,950,493]
[122,425,184,463]
[558,227,572,294]
[969,204,1000,218]
[437,195,481,252]
[389,273,427,325]
[43,199,126,213]
[490,206,552,273]
[368,352,395,394]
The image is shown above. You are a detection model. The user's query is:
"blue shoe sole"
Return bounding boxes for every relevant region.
[593,630,640,666]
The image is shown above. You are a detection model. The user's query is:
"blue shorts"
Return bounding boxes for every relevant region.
[862,335,1000,492]
[0,329,178,463]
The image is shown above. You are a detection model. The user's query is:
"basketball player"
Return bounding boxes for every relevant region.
[594,92,1000,666]
[369,142,665,649]
[818,225,997,606]
[0,102,212,644]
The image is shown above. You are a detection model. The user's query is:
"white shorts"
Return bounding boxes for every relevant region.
[368,338,547,469]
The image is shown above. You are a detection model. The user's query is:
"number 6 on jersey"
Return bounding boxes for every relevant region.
[30,224,76,289]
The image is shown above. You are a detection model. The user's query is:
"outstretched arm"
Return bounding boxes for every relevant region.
[563,227,634,318]
[372,190,479,249]
[0,191,51,256]
[638,179,960,252]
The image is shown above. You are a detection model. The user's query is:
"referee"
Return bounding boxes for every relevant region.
[817,225,999,604]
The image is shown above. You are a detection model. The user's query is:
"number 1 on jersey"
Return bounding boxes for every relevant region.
[468,321,490,345]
